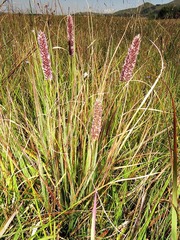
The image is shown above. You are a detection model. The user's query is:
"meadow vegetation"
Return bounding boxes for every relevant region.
[0,12,179,239]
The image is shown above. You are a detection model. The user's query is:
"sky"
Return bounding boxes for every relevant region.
[4,0,173,14]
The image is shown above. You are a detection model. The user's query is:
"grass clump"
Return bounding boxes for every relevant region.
[0,12,179,239]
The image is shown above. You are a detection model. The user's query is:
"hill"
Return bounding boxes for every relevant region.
[114,1,180,18]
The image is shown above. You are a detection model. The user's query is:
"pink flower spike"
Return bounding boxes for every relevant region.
[91,98,103,141]
[67,15,74,56]
[120,34,141,82]
[37,31,53,80]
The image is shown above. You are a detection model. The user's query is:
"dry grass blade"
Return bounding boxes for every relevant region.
[2,45,36,84]
[0,0,8,9]
[0,204,22,238]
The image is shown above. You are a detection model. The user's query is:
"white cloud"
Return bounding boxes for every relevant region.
[103,8,114,14]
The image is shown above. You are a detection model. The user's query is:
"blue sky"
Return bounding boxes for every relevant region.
[7,0,173,14]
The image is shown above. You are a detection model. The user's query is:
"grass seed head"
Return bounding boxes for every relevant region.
[37,30,53,80]
[91,98,103,141]
[67,15,74,56]
[120,34,141,82]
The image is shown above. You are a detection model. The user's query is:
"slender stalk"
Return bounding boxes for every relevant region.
[91,190,97,240]
[171,96,178,240]
[160,80,178,240]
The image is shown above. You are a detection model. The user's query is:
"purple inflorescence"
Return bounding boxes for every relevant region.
[38,31,53,80]
[120,34,141,82]
[91,99,103,141]
[67,15,74,56]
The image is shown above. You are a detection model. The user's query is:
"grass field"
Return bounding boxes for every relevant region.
[0,12,179,239]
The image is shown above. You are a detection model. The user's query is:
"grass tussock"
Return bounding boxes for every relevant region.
[0,13,179,239]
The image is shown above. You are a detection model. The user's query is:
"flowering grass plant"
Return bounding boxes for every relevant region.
[0,12,179,240]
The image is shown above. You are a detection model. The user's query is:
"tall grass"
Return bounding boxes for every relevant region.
[0,12,179,239]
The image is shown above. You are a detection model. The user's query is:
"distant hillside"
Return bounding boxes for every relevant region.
[114,0,180,18]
